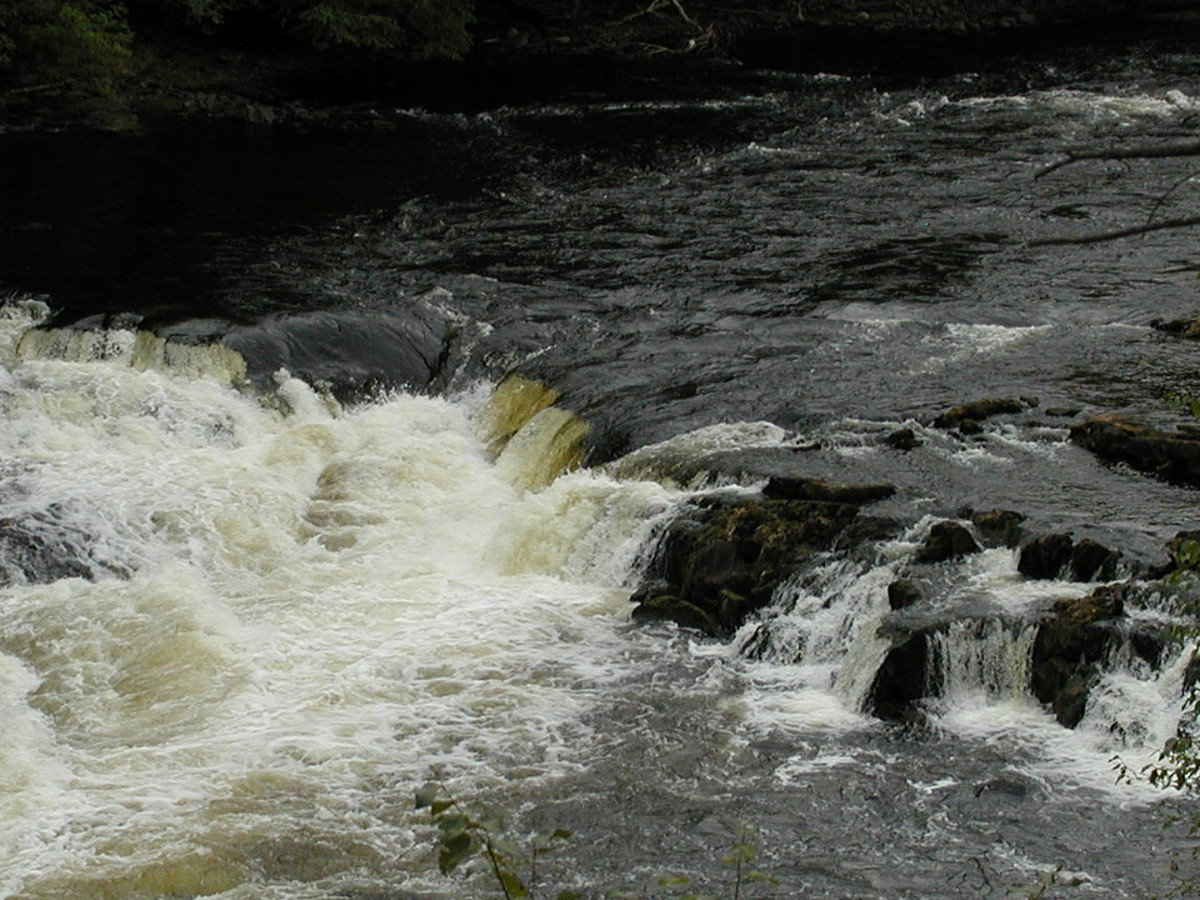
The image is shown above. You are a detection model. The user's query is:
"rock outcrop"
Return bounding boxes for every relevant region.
[971,509,1025,548]
[1070,414,1200,488]
[933,397,1029,430]
[1018,533,1120,581]
[913,520,981,564]
[631,482,895,637]
[1030,584,1129,727]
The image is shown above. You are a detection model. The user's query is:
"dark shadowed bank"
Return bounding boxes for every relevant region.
[0,0,1195,133]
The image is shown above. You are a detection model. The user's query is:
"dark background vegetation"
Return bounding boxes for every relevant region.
[0,0,1192,111]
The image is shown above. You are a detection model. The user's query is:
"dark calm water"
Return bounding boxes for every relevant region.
[3,27,1200,899]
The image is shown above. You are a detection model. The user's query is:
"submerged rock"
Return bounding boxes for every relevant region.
[913,520,981,564]
[887,578,922,611]
[933,397,1028,429]
[1018,533,1074,579]
[971,509,1025,548]
[0,512,106,585]
[1069,414,1200,488]
[1153,316,1200,340]
[885,427,920,452]
[762,477,895,504]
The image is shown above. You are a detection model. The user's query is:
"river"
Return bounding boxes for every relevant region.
[2,25,1200,900]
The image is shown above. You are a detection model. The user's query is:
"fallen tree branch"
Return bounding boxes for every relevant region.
[1030,214,1200,246]
[2,82,67,97]
[1036,140,1200,178]
[613,0,716,54]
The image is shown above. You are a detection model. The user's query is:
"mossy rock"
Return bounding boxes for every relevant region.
[1070,414,1200,488]
[631,495,876,637]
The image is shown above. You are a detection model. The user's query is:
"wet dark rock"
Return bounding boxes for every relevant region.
[1184,651,1200,694]
[973,777,1033,800]
[1031,583,1128,728]
[914,521,981,564]
[0,514,99,586]
[630,594,724,636]
[933,398,1027,429]
[1045,406,1081,418]
[887,578,922,610]
[1018,533,1074,579]
[1130,628,1168,668]
[1153,316,1200,339]
[971,509,1025,548]
[1069,414,1200,488]
[762,477,895,505]
[839,515,903,551]
[884,428,919,452]
[869,629,930,722]
[1070,538,1120,582]
[631,494,876,637]
[957,418,983,436]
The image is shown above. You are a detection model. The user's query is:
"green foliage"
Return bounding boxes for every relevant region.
[417,787,778,900]
[0,0,132,88]
[1008,865,1084,898]
[1,0,473,90]
[415,780,575,900]
[289,0,473,55]
[648,823,777,900]
[1166,391,1200,420]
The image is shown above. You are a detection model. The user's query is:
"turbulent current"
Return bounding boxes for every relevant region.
[5,27,1200,900]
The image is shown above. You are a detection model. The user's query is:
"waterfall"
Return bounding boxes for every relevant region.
[0,304,682,899]
[929,619,1037,705]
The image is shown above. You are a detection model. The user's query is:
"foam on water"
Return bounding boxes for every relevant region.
[956,88,1200,123]
[0,306,685,898]
[0,300,1192,896]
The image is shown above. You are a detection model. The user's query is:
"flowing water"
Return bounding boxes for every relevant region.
[4,27,1200,900]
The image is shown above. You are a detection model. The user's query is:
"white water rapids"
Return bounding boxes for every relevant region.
[0,301,688,898]
[0,298,1194,898]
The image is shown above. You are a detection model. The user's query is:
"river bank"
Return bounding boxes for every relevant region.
[1,0,1195,134]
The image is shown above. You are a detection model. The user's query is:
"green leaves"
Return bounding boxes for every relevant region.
[417,784,778,899]
[438,831,476,875]
[415,779,572,900]
[0,0,131,88]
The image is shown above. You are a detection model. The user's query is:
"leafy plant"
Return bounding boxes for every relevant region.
[0,0,132,89]
[642,823,777,900]
[414,780,579,900]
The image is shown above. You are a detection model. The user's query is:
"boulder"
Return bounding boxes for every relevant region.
[933,398,1027,429]
[913,520,981,564]
[1018,533,1074,579]
[1070,538,1120,582]
[1030,584,1127,727]
[1069,414,1200,488]
[887,578,922,610]
[630,494,875,636]
[885,427,919,452]
[1018,533,1119,582]
[630,594,724,636]
[762,477,895,505]
[971,509,1025,548]
[869,628,931,722]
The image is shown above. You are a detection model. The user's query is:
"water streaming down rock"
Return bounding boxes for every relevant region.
[3,296,1199,895]
[7,35,1200,896]
[0,303,691,898]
